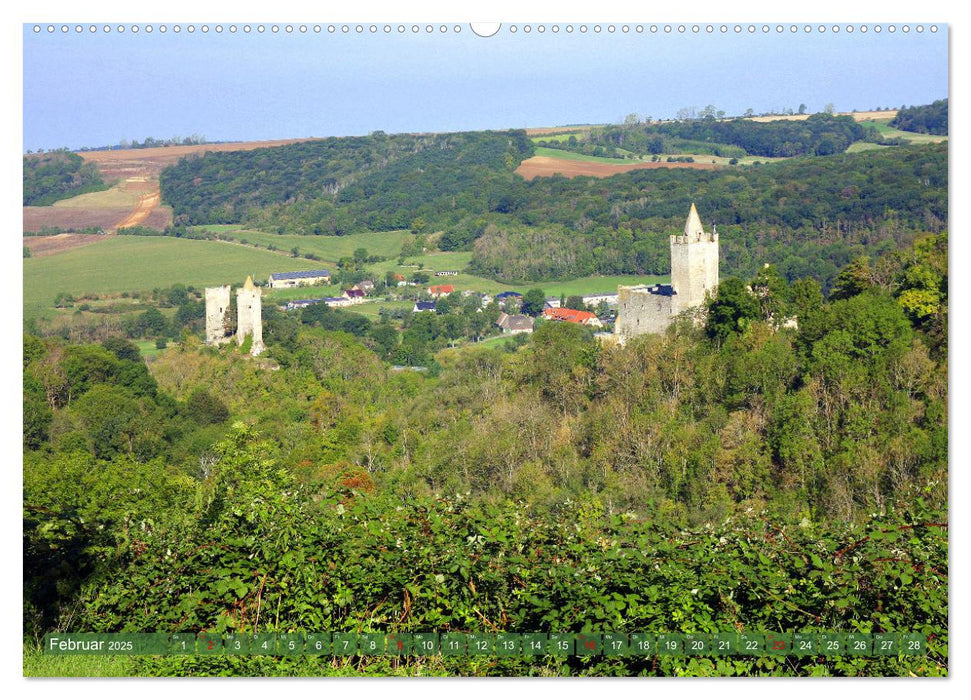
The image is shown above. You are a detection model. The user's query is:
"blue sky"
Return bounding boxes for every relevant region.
[22,22,948,151]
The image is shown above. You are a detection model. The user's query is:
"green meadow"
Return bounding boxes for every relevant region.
[23,236,332,317]
[532,146,644,164]
[862,120,947,144]
[203,226,410,262]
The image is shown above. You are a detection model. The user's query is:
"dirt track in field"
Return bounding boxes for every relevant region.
[516,155,719,180]
[112,190,162,230]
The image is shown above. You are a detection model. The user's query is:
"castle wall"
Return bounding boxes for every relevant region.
[204,285,231,345]
[614,286,674,339]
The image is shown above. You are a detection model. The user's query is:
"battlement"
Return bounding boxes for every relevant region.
[670,231,718,245]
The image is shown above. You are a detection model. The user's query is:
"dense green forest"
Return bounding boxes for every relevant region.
[24,234,947,675]
[158,125,945,291]
[23,150,108,206]
[586,113,869,158]
[891,100,948,135]
[466,144,946,287]
[160,130,533,230]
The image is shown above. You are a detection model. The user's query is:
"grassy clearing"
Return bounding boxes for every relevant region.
[532,147,643,164]
[262,284,346,303]
[204,227,409,262]
[861,120,947,144]
[51,183,143,209]
[23,644,138,677]
[23,236,337,317]
[540,275,666,298]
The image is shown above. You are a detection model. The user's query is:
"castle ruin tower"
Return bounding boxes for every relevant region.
[669,203,719,315]
[235,275,265,356]
[204,285,232,346]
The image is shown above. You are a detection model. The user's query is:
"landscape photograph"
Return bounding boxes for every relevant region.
[21,20,948,679]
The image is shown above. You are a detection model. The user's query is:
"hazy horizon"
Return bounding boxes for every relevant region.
[23,22,948,152]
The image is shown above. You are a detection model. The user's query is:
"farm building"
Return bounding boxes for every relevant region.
[353,280,376,294]
[428,284,455,297]
[414,301,436,313]
[323,296,353,307]
[285,298,324,311]
[543,307,603,327]
[435,270,459,277]
[268,269,332,288]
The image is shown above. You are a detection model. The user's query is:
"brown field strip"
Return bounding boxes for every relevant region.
[24,233,105,257]
[112,190,161,230]
[516,155,719,180]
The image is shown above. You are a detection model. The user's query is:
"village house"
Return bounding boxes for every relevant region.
[353,279,376,294]
[413,301,436,313]
[267,269,332,288]
[435,270,459,277]
[543,307,604,327]
[343,289,366,304]
[495,312,535,335]
[428,284,455,297]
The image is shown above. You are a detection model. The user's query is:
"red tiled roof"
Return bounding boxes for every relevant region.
[429,285,455,295]
[543,307,597,324]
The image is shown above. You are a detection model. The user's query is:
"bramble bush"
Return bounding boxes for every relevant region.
[67,425,946,677]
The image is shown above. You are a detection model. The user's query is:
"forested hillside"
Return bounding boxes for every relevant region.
[23,150,108,206]
[592,112,868,158]
[160,130,533,230]
[891,99,948,135]
[158,126,944,291]
[24,234,947,675]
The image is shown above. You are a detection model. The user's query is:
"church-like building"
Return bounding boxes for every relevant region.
[614,203,719,340]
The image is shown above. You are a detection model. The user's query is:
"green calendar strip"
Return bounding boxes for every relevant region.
[42,632,929,657]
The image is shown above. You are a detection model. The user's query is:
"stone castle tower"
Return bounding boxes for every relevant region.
[235,276,265,356]
[204,277,264,356]
[205,285,232,346]
[669,202,719,314]
[614,203,719,340]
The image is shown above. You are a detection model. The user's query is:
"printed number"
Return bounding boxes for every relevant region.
[288,641,297,651]
[745,641,758,650]
[502,640,515,650]
[420,640,435,651]
[610,641,623,650]
[908,641,922,650]
[529,641,542,650]
[476,640,488,651]
[665,641,678,650]
[880,641,893,650]
[826,641,839,651]
[636,641,651,651]
[853,641,866,650]
[446,640,460,650]
[690,641,703,651]
[772,640,786,651]
[314,641,324,650]
[718,641,729,650]
[232,640,242,650]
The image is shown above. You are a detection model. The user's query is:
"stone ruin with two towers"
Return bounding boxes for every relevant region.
[205,275,265,356]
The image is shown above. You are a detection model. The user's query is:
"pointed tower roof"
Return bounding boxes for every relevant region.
[243,275,256,291]
[684,203,705,237]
